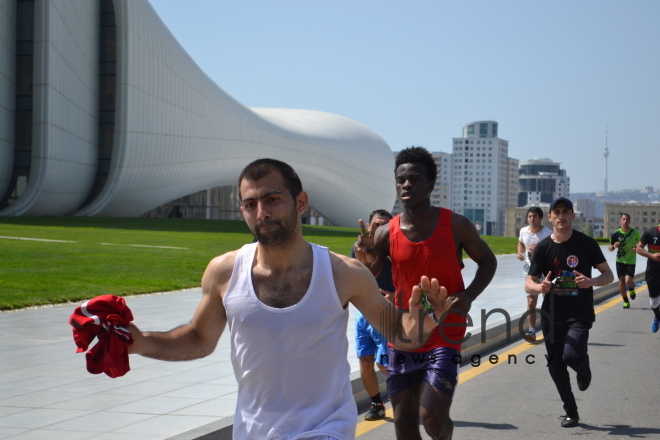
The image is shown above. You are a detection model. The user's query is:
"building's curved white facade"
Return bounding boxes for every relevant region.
[0,0,395,226]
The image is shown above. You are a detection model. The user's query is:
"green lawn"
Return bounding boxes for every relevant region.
[0,217,517,310]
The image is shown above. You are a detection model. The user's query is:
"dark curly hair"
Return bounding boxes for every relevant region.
[238,158,303,200]
[369,209,393,222]
[394,146,437,184]
[527,206,544,219]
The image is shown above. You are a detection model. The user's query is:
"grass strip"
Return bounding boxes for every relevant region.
[0,217,517,310]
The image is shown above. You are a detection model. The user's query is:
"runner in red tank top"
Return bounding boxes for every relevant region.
[357,147,497,440]
[389,208,466,352]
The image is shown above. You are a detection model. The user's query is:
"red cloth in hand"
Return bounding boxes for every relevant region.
[69,295,134,378]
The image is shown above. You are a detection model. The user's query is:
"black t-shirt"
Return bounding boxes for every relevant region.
[529,230,607,323]
[640,225,660,272]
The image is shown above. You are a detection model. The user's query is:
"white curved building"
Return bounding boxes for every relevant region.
[0,0,395,226]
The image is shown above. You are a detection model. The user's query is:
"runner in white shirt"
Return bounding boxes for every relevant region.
[518,207,552,341]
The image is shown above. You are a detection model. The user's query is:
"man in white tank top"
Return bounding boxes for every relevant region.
[127,159,454,440]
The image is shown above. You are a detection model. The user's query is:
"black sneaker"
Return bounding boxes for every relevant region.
[559,415,579,427]
[577,362,592,391]
[629,290,636,300]
[364,403,386,421]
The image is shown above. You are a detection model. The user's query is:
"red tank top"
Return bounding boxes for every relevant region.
[389,208,466,352]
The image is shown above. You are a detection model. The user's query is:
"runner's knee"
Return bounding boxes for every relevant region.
[650,296,660,308]
[420,408,453,439]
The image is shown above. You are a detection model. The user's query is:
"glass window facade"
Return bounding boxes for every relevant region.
[81,0,117,208]
[1,0,35,209]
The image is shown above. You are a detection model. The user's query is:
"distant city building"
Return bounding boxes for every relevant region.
[507,157,520,213]
[451,121,515,236]
[592,217,604,238]
[392,151,452,215]
[603,127,610,193]
[517,158,570,207]
[603,201,660,237]
[574,198,597,218]
[434,151,453,209]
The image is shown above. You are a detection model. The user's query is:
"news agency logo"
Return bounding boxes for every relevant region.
[378,291,558,347]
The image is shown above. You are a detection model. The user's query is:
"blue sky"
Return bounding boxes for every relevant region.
[149,0,659,193]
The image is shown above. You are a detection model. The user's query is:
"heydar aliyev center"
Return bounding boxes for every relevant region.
[0,0,394,226]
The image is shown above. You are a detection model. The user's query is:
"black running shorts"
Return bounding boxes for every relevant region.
[616,262,636,278]
[646,270,660,299]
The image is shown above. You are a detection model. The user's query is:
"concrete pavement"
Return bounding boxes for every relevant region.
[356,282,660,439]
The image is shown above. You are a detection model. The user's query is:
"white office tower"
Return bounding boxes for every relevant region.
[451,121,510,236]
[517,158,570,206]
[391,150,452,215]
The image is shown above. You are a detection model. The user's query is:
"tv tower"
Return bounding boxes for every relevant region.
[603,125,609,193]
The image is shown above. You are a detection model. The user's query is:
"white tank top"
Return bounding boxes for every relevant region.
[224,243,357,440]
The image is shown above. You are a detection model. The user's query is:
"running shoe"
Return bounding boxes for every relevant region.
[623,302,630,309]
[364,403,386,421]
[652,318,659,333]
[559,415,579,428]
[629,290,636,300]
[577,371,591,391]
[525,328,536,341]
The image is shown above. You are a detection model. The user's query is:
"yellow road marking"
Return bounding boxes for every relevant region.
[355,283,648,436]
[355,408,395,435]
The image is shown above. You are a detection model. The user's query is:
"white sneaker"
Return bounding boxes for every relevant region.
[526,328,536,341]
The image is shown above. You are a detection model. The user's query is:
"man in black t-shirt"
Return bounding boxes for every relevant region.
[526,197,613,428]
[635,219,660,332]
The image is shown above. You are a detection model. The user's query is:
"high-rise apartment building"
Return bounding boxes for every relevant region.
[518,158,570,206]
[451,120,512,236]
[507,157,520,212]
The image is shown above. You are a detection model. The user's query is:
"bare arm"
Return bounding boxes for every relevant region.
[608,234,618,251]
[525,271,553,295]
[636,241,660,261]
[356,221,390,277]
[128,252,235,361]
[332,253,452,351]
[517,240,525,261]
[451,213,497,312]
[573,261,614,289]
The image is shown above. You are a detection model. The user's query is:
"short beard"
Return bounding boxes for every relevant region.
[252,207,298,247]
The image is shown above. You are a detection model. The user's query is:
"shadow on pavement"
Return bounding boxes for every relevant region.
[453,420,518,430]
[579,424,660,437]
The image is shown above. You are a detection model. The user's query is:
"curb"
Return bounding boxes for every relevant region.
[168,274,644,440]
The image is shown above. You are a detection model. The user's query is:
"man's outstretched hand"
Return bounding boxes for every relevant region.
[355,219,376,261]
[409,276,453,325]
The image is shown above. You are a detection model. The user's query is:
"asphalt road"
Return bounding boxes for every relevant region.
[355,284,660,439]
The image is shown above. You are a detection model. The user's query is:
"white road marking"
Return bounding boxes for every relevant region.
[0,236,186,249]
[0,236,77,243]
[100,243,188,250]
